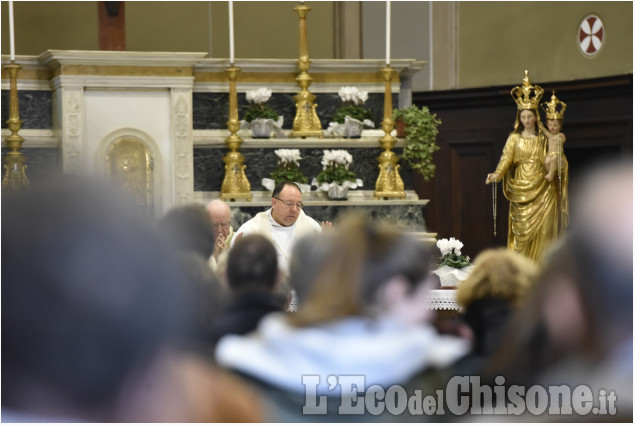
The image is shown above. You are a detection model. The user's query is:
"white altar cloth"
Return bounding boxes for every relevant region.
[426,289,460,311]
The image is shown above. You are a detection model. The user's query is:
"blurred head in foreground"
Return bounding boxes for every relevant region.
[1,177,188,421]
[288,212,435,327]
[226,234,279,293]
[487,160,632,417]
[157,204,216,260]
[457,248,538,354]
[287,232,335,307]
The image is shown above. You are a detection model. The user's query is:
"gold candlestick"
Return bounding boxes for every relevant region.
[220,65,252,201]
[291,3,323,138]
[374,66,405,199]
[2,62,30,190]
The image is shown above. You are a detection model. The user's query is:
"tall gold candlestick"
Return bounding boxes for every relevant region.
[291,3,322,138]
[374,66,405,199]
[220,65,252,201]
[2,62,30,190]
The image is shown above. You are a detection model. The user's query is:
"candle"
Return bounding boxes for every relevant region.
[228,0,234,64]
[385,0,390,65]
[9,0,15,61]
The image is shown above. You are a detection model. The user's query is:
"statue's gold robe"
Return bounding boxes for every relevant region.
[494,132,569,263]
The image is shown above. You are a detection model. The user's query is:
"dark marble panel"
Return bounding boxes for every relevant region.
[1,147,60,185]
[193,92,230,130]
[228,204,426,232]
[194,146,414,192]
[1,90,53,129]
[193,92,397,130]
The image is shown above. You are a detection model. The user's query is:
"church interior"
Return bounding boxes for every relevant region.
[1,1,633,422]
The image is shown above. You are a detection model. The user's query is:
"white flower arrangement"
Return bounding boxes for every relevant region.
[433,237,474,288]
[338,86,368,106]
[246,88,272,104]
[436,237,471,268]
[320,149,353,169]
[241,87,284,137]
[262,148,310,192]
[326,86,375,137]
[312,149,363,198]
[275,149,302,167]
[437,237,464,257]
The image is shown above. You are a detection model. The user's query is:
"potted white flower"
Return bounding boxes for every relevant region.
[261,149,311,193]
[312,149,363,199]
[433,237,474,288]
[242,88,284,138]
[325,86,375,138]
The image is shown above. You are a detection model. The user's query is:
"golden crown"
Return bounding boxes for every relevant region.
[510,70,544,110]
[541,91,567,120]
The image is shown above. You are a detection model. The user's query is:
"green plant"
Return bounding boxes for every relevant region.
[244,103,279,123]
[269,149,308,185]
[393,105,442,181]
[332,104,373,124]
[270,163,308,185]
[316,149,357,185]
[243,88,279,123]
[316,165,357,186]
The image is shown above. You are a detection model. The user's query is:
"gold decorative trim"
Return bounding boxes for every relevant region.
[194,71,400,84]
[1,68,50,81]
[51,65,193,78]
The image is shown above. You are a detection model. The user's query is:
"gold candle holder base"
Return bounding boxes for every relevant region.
[291,4,323,138]
[220,66,252,201]
[2,151,29,189]
[2,62,30,191]
[374,66,405,199]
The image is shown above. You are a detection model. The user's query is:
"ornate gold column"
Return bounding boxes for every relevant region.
[374,66,405,199]
[2,62,29,190]
[220,65,252,201]
[291,3,323,138]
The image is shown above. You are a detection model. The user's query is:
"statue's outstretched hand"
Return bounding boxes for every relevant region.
[485,173,499,184]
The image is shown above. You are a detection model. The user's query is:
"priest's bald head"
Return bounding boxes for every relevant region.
[206,199,231,240]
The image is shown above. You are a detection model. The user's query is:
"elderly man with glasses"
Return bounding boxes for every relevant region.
[231,181,330,277]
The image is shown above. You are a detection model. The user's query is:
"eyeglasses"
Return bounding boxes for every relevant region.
[274,197,303,209]
[213,222,230,229]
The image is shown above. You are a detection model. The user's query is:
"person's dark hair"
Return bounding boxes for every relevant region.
[288,213,433,327]
[226,234,278,292]
[157,205,216,260]
[1,177,187,420]
[175,251,228,351]
[288,233,334,305]
[272,181,301,199]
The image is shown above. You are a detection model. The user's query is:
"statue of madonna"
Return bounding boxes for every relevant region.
[485,71,568,263]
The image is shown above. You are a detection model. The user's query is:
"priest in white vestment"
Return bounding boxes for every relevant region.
[231,181,325,276]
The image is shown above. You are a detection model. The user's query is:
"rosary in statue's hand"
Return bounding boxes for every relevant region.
[485,173,499,185]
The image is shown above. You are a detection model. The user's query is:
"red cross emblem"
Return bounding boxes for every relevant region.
[578,15,604,56]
